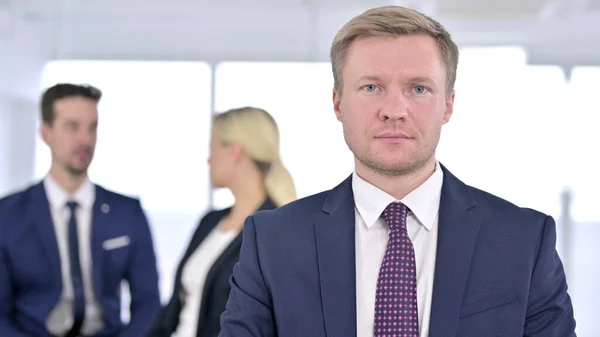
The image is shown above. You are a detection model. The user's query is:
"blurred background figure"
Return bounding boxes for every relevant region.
[0,83,161,337]
[148,106,297,337]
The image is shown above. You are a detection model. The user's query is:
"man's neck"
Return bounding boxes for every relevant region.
[355,159,437,200]
[48,166,88,194]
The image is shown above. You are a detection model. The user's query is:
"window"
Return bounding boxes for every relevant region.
[564,67,600,222]
[562,66,600,336]
[438,47,568,218]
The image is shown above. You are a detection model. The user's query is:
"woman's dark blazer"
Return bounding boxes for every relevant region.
[147,198,276,337]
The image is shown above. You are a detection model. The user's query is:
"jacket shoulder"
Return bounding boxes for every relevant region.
[0,183,40,216]
[467,185,550,223]
[251,190,330,231]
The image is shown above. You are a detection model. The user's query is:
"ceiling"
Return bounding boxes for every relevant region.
[12,0,598,19]
[2,0,600,66]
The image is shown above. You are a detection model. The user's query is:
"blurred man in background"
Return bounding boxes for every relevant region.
[0,83,161,337]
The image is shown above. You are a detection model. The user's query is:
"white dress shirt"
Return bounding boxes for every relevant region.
[171,223,240,337]
[44,175,105,335]
[354,161,443,337]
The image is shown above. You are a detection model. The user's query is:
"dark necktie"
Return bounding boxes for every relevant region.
[373,202,419,337]
[65,201,85,337]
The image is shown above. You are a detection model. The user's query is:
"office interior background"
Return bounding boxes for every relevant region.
[1,0,599,335]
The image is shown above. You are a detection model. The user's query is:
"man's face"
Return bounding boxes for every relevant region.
[333,34,454,177]
[42,96,98,176]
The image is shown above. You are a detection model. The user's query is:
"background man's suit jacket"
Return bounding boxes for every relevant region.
[0,182,161,337]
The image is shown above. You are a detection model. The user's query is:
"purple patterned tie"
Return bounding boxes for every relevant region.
[374,202,419,337]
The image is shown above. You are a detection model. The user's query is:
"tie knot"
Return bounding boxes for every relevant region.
[66,201,79,213]
[382,202,409,232]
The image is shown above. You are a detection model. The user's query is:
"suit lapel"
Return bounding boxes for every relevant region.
[202,234,242,292]
[193,198,277,332]
[175,207,234,290]
[200,199,276,300]
[31,182,62,286]
[197,233,242,327]
[314,177,357,337]
[178,214,220,275]
[429,166,481,337]
[91,186,108,298]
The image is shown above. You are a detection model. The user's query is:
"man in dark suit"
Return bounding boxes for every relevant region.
[0,83,161,336]
[219,6,576,337]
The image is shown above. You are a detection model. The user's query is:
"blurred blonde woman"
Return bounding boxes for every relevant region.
[148,107,296,337]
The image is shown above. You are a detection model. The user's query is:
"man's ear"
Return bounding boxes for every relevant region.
[333,88,342,122]
[40,123,52,147]
[442,90,455,125]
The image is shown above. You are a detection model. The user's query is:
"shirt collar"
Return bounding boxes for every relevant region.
[43,174,95,210]
[352,161,444,231]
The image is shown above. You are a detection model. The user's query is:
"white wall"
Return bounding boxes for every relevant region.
[0,95,10,196]
[0,9,47,195]
[0,95,38,197]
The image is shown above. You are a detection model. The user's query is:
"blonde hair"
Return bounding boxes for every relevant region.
[212,107,297,207]
[330,6,459,95]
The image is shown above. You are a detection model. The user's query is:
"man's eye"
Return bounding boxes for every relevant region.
[413,86,427,94]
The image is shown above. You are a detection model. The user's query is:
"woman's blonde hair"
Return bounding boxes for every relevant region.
[212,107,297,207]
